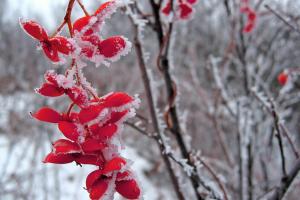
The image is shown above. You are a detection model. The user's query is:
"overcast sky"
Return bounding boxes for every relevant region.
[6,0,97,28]
[5,0,300,29]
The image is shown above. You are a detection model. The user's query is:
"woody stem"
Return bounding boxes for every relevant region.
[51,21,67,37]
[64,0,76,37]
[52,0,76,37]
[66,103,75,116]
[76,0,90,16]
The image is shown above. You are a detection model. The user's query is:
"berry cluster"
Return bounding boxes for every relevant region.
[162,0,198,20]
[20,0,131,66]
[20,0,141,199]
[240,0,257,33]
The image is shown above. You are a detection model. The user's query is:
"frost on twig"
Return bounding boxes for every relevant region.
[251,87,299,159]
[209,55,237,117]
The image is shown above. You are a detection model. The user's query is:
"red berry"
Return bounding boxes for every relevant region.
[278,71,288,85]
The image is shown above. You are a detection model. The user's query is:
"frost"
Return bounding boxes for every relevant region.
[134,120,142,127]
[76,123,86,143]
[116,108,137,125]
[86,36,132,67]
[156,108,167,131]
[178,158,194,176]
[76,16,98,36]
[125,6,148,37]
[251,87,272,109]
[110,94,141,113]
[104,36,132,63]
[19,18,47,40]
[210,56,237,116]
[279,78,294,95]
[86,108,110,127]
[68,38,82,59]
[55,74,75,89]
[102,173,117,200]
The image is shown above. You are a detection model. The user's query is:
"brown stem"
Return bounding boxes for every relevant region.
[51,21,67,37]
[265,5,300,35]
[280,124,299,158]
[260,155,270,193]
[247,140,253,200]
[251,89,299,159]
[268,159,300,200]
[197,156,229,200]
[272,105,287,177]
[64,0,76,37]
[149,0,220,199]
[66,103,75,116]
[52,0,76,38]
[237,13,250,95]
[128,7,185,200]
[76,0,90,16]
[237,103,244,200]
[210,114,234,167]
[127,121,222,200]
[223,0,231,17]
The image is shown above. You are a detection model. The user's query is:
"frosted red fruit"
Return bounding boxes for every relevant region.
[278,71,288,85]
[73,16,94,35]
[178,3,193,19]
[20,19,48,41]
[101,92,134,108]
[52,139,81,154]
[43,152,74,164]
[162,2,171,15]
[98,36,126,58]
[36,82,64,97]
[31,107,62,123]
[116,179,141,199]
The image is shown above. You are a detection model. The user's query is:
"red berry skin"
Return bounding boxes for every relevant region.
[278,72,288,86]
[162,2,171,15]
[243,22,255,33]
[31,107,62,123]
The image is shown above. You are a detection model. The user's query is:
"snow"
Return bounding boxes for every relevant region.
[56,74,75,89]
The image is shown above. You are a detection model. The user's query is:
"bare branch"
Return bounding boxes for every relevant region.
[265,5,300,36]
[268,159,300,200]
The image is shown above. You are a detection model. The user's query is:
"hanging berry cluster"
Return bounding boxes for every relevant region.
[240,0,257,33]
[20,0,141,199]
[161,0,198,20]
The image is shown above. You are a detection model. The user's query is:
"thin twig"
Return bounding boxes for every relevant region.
[210,113,234,167]
[223,0,231,17]
[268,159,300,200]
[149,0,214,199]
[125,122,155,137]
[247,140,253,200]
[64,0,76,37]
[265,5,300,35]
[76,0,90,16]
[51,21,67,37]
[271,102,287,177]
[127,121,222,200]
[251,88,299,159]
[237,102,244,200]
[196,155,229,200]
[51,0,76,37]
[128,5,186,199]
